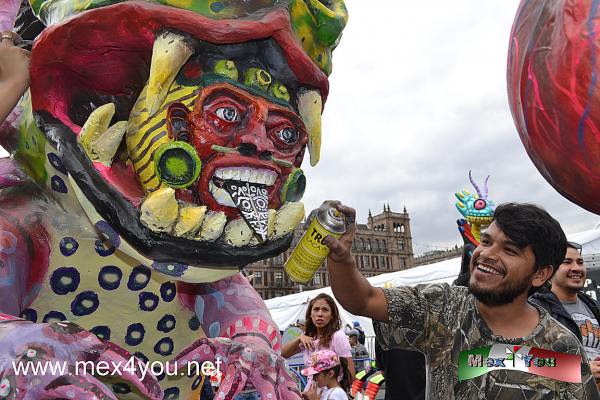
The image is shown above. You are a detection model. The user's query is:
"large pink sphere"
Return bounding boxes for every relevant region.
[508,0,600,214]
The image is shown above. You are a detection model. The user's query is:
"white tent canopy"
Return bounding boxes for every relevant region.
[265,257,462,337]
[569,227,600,255]
[265,226,600,336]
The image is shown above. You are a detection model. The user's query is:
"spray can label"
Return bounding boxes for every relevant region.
[284,206,345,284]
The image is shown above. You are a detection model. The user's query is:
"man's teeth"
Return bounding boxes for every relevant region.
[568,273,583,278]
[213,167,277,186]
[477,264,502,275]
[146,32,193,117]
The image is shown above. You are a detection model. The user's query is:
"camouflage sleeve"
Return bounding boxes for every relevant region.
[558,344,600,399]
[581,356,600,400]
[374,283,465,354]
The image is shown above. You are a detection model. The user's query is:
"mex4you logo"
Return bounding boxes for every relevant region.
[458,344,582,383]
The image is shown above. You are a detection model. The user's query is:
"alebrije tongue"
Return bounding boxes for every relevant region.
[222,180,269,242]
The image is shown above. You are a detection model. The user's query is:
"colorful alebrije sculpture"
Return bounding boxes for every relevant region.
[508,0,600,215]
[0,1,348,399]
[455,171,495,245]
[453,171,495,286]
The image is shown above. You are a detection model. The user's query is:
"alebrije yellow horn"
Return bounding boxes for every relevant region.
[297,88,322,166]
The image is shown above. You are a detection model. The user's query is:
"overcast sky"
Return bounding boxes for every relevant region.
[300,0,600,255]
[2,1,598,256]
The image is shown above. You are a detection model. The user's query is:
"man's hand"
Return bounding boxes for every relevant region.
[0,31,29,88]
[321,201,390,322]
[0,31,30,123]
[322,201,356,263]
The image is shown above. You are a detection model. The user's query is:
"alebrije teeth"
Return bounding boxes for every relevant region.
[79,103,116,156]
[88,121,127,166]
[272,202,305,239]
[173,205,207,238]
[196,211,227,242]
[224,218,253,247]
[146,32,193,117]
[140,188,179,233]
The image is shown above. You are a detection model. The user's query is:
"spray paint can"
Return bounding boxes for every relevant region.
[284,202,347,284]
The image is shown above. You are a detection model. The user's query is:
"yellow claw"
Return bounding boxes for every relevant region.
[88,121,127,166]
[272,202,305,239]
[79,103,116,156]
[224,218,254,247]
[146,32,193,117]
[196,211,227,242]
[140,188,179,233]
[173,205,207,238]
[297,89,322,166]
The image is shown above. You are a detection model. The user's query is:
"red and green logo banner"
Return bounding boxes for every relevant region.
[458,344,581,383]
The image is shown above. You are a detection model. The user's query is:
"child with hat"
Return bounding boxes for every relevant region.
[301,350,351,400]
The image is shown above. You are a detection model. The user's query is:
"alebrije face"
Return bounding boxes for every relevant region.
[187,81,308,216]
[25,0,347,271]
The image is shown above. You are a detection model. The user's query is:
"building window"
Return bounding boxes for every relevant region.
[382,241,387,252]
[314,274,321,285]
[275,272,283,285]
[398,239,405,250]
[400,258,405,268]
[364,256,370,268]
[360,238,365,251]
[367,239,372,251]
[374,256,379,269]
[254,271,263,285]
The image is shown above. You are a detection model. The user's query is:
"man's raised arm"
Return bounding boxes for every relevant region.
[323,202,390,323]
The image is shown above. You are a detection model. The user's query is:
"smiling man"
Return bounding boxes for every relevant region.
[531,242,600,385]
[325,202,600,399]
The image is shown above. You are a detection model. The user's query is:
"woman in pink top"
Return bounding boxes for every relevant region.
[282,293,355,383]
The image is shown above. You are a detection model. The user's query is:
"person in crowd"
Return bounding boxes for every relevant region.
[301,349,351,400]
[347,329,369,372]
[531,242,600,385]
[374,341,425,400]
[0,31,29,123]
[352,321,366,345]
[282,293,355,383]
[324,201,600,399]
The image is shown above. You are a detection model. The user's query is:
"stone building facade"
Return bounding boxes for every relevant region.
[247,205,414,300]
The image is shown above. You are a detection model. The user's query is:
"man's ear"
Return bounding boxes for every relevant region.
[531,265,554,289]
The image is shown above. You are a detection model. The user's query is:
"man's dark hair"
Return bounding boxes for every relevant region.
[493,202,567,275]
